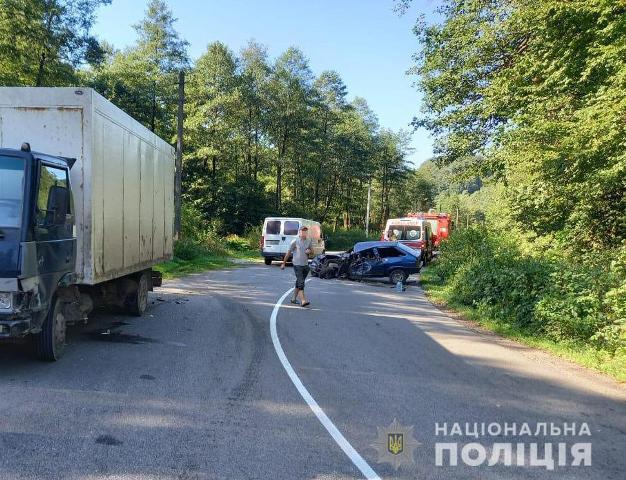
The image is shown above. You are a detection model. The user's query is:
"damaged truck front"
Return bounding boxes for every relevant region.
[0,87,175,361]
[0,148,79,357]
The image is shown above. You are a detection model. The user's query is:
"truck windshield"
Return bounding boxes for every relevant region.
[0,155,25,228]
[388,225,421,241]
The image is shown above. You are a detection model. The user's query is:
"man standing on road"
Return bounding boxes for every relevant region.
[281,226,312,307]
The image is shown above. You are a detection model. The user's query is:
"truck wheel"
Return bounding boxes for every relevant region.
[127,272,149,317]
[35,298,66,361]
[389,269,408,285]
[264,257,272,266]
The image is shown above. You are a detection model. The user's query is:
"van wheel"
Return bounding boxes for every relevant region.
[389,269,408,285]
[34,298,66,361]
[127,272,149,316]
[264,258,272,265]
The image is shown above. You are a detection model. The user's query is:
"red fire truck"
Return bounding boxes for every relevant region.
[406,210,453,247]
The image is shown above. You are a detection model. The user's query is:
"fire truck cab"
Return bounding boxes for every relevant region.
[406,210,453,248]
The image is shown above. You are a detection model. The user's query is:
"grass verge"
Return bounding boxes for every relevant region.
[155,235,261,279]
[420,268,626,383]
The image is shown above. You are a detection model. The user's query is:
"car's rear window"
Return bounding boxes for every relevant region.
[284,221,300,236]
[265,220,281,235]
[397,242,419,255]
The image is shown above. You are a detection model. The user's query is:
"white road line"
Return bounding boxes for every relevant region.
[270,285,381,480]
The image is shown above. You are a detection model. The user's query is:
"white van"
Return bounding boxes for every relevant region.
[260,217,325,265]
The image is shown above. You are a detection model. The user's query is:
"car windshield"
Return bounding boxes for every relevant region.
[0,155,25,228]
[388,225,421,241]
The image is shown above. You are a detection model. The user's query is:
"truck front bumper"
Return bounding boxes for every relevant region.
[0,315,32,338]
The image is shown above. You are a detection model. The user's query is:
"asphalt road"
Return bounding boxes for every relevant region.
[0,265,624,480]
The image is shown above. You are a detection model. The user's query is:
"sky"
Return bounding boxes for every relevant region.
[93,0,440,166]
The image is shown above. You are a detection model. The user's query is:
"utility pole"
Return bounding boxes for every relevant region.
[174,70,185,239]
[365,177,372,237]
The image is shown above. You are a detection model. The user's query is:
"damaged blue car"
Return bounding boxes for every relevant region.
[310,241,422,284]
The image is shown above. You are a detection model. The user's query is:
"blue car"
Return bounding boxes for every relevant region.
[310,241,422,284]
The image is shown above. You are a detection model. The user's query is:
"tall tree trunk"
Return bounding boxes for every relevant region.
[320,174,338,223]
[35,51,47,87]
[246,107,253,176]
[36,8,55,87]
[313,162,322,208]
[253,128,259,181]
[150,81,157,132]
[276,125,288,211]
[276,163,282,211]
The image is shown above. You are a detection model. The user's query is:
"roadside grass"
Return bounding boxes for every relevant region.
[156,234,260,279]
[420,268,626,383]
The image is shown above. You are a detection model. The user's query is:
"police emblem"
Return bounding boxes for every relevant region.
[372,419,420,470]
[388,433,403,455]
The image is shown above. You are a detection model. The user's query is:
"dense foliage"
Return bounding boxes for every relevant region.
[403,0,626,367]
[0,0,111,86]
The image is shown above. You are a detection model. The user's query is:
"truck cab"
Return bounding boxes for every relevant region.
[381,217,434,264]
[0,144,76,358]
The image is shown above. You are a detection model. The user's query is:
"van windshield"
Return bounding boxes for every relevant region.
[0,155,25,228]
[388,225,421,241]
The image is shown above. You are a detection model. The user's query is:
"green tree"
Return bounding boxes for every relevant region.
[240,40,270,181]
[85,0,188,140]
[265,47,313,211]
[410,0,626,249]
[0,0,110,86]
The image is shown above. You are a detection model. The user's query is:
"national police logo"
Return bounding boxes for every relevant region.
[388,433,403,455]
[372,419,420,470]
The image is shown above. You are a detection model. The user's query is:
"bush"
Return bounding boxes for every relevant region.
[438,229,550,328]
[176,203,227,258]
[430,228,626,353]
[324,227,380,251]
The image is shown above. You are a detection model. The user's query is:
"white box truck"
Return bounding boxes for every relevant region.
[0,87,175,360]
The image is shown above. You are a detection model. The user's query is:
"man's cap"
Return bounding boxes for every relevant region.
[299,226,308,231]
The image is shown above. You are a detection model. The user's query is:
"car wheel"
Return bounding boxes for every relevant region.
[264,257,272,265]
[127,271,149,317]
[389,269,408,285]
[34,297,66,361]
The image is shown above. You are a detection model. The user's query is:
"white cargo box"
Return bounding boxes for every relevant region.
[0,87,175,285]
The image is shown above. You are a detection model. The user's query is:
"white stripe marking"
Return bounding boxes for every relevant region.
[270,285,381,480]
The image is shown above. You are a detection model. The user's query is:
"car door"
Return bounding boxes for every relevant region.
[356,247,385,277]
[350,247,375,277]
[377,247,407,276]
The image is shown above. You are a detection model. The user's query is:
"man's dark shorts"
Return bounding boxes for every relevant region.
[294,265,310,290]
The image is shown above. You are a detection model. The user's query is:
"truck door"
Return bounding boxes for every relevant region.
[34,163,76,284]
